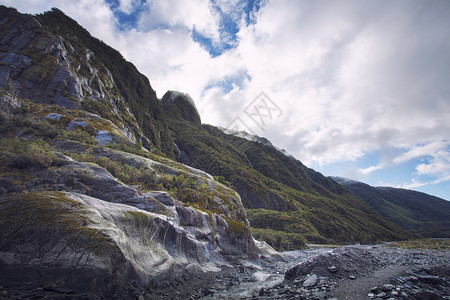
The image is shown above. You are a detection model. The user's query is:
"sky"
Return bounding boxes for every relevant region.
[2,0,449,200]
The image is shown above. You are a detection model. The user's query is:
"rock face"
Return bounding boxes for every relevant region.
[0,147,259,294]
[0,7,111,108]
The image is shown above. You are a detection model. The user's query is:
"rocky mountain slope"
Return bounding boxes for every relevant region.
[0,6,263,297]
[161,91,412,248]
[332,177,450,238]
[0,6,177,157]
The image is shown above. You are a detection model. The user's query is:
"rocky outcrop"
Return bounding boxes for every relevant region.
[0,191,216,295]
[0,143,260,294]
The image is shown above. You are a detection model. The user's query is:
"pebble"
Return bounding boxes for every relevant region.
[376,291,387,298]
[328,265,337,273]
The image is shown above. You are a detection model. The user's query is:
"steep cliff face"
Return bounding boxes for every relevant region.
[0,6,176,157]
[0,6,261,296]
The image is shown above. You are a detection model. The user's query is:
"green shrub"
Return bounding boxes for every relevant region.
[0,138,62,170]
[58,129,98,145]
[252,228,307,251]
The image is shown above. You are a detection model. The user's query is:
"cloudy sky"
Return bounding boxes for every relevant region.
[3,0,450,200]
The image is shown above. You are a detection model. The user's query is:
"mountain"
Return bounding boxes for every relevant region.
[1,6,178,158]
[332,177,450,238]
[161,91,412,249]
[0,6,263,297]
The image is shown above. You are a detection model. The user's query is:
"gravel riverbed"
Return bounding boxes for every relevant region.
[199,244,449,300]
[0,244,448,299]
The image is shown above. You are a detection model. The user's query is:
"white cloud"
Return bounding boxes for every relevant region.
[139,0,221,42]
[117,0,139,14]
[400,175,450,191]
[416,147,450,176]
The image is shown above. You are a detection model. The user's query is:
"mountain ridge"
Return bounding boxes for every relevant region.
[332,176,450,238]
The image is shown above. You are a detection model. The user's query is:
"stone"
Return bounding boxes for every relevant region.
[349,275,356,280]
[382,284,395,291]
[368,292,376,298]
[370,286,379,292]
[45,113,63,120]
[328,265,337,273]
[303,274,319,287]
[376,292,387,298]
[138,295,144,300]
[67,119,89,130]
[95,130,113,145]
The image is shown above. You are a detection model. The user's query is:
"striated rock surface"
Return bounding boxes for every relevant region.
[0,147,260,295]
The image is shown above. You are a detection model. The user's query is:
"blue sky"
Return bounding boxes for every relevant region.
[3,0,450,200]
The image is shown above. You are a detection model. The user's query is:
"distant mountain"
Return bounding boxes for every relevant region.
[332,177,450,238]
[162,91,412,249]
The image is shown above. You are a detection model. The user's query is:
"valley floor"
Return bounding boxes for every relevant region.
[198,244,450,300]
[0,244,448,299]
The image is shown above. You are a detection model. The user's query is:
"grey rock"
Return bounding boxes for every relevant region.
[67,119,89,130]
[145,191,175,206]
[45,113,63,120]
[370,286,379,292]
[303,274,318,287]
[328,265,337,273]
[95,130,113,145]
